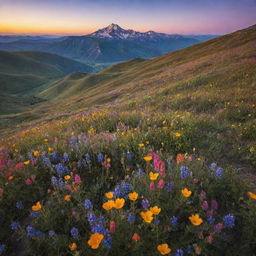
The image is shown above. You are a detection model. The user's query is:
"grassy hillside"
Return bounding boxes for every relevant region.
[0,25,256,256]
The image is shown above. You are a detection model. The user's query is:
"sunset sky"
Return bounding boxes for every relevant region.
[0,0,255,35]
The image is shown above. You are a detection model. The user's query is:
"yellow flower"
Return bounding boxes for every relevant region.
[174,132,181,137]
[128,192,138,201]
[105,192,114,199]
[138,143,145,147]
[149,172,159,181]
[48,147,54,152]
[106,158,111,163]
[69,242,77,251]
[64,195,71,201]
[88,233,104,249]
[144,155,153,162]
[23,160,30,165]
[32,201,42,211]
[189,214,203,226]
[157,243,171,255]
[102,200,115,210]
[44,138,48,143]
[181,188,192,198]
[114,198,125,209]
[140,210,153,223]
[248,192,256,200]
[150,206,161,215]
[64,175,71,180]
[33,151,39,157]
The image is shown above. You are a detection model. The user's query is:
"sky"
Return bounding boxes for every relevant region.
[0,0,255,35]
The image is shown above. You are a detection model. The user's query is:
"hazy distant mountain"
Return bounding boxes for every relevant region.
[0,24,214,64]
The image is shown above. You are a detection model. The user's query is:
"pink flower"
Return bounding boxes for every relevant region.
[110,221,116,233]
[201,200,209,211]
[193,178,199,183]
[66,185,72,191]
[157,179,165,189]
[75,174,81,184]
[211,200,218,210]
[25,178,32,185]
[71,211,78,216]
[149,182,155,190]
[206,209,214,217]
[15,163,24,170]
[199,191,206,201]
[47,189,52,194]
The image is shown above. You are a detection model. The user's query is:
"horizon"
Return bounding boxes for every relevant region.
[1,0,256,36]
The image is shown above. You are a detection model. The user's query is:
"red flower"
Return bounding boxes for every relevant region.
[132,233,140,242]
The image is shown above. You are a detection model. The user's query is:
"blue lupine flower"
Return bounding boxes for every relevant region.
[223,214,235,228]
[137,168,145,176]
[114,182,133,198]
[103,236,112,248]
[85,153,91,161]
[141,199,150,209]
[10,222,20,230]
[170,216,178,227]
[215,167,223,178]
[50,152,60,163]
[63,152,69,163]
[80,159,87,168]
[0,244,6,254]
[126,152,133,161]
[30,211,40,218]
[42,154,51,167]
[97,153,104,163]
[51,176,58,185]
[180,166,190,178]
[91,224,106,235]
[58,178,65,190]
[166,182,173,192]
[155,219,161,224]
[127,214,135,224]
[210,162,217,170]
[175,249,184,256]
[87,213,97,224]
[207,216,215,225]
[54,163,69,177]
[26,225,37,237]
[16,201,24,210]
[186,245,194,254]
[98,216,106,225]
[49,230,56,237]
[84,199,93,211]
[70,227,79,239]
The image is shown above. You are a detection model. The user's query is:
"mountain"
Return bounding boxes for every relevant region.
[0,24,203,65]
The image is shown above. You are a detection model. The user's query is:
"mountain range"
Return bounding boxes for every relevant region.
[0,24,217,65]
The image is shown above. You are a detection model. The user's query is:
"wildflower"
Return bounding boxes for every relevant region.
[157,179,165,189]
[70,227,79,239]
[69,242,77,251]
[140,210,153,223]
[214,223,224,233]
[126,152,133,160]
[181,188,192,198]
[32,202,42,211]
[64,195,71,201]
[195,247,202,255]
[149,171,159,181]
[223,214,235,228]
[128,192,138,201]
[0,244,6,254]
[132,233,140,242]
[88,233,104,249]
[63,152,69,162]
[215,167,223,178]
[247,192,256,200]
[74,174,81,184]
[48,147,54,152]
[201,201,208,211]
[49,230,56,237]
[150,206,161,215]
[170,216,178,227]
[166,182,173,192]
[144,155,153,162]
[87,213,97,224]
[23,160,30,165]
[175,249,184,256]
[127,213,135,224]
[207,216,215,225]
[25,178,32,185]
[103,236,112,248]
[10,222,20,230]
[175,132,181,137]
[180,166,190,178]
[189,214,203,226]
[176,154,185,164]
[157,243,171,255]
[97,153,104,163]
[114,198,125,209]
[141,199,150,209]
[16,201,24,210]
[138,143,144,147]
[102,200,115,210]
[30,211,40,218]
[211,199,218,209]
[84,199,93,210]
[109,221,116,233]
[150,181,155,190]
[64,175,71,180]
[105,192,114,199]
[33,151,39,157]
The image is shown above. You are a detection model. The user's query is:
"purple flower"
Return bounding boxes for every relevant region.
[98,153,104,163]
[103,236,112,248]
[170,216,178,227]
[84,199,93,211]
[141,199,150,209]
[211,200,218,210]
[214,223,224,233]
[215,167,223,178]
[166,182,173,192]
[70,227,79,239]
[223,214,235,228]
[207,216,215,225]
[127,214,135,224]
[175,249,184,256]
[201,200,209,211]
[180,166,190,178]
